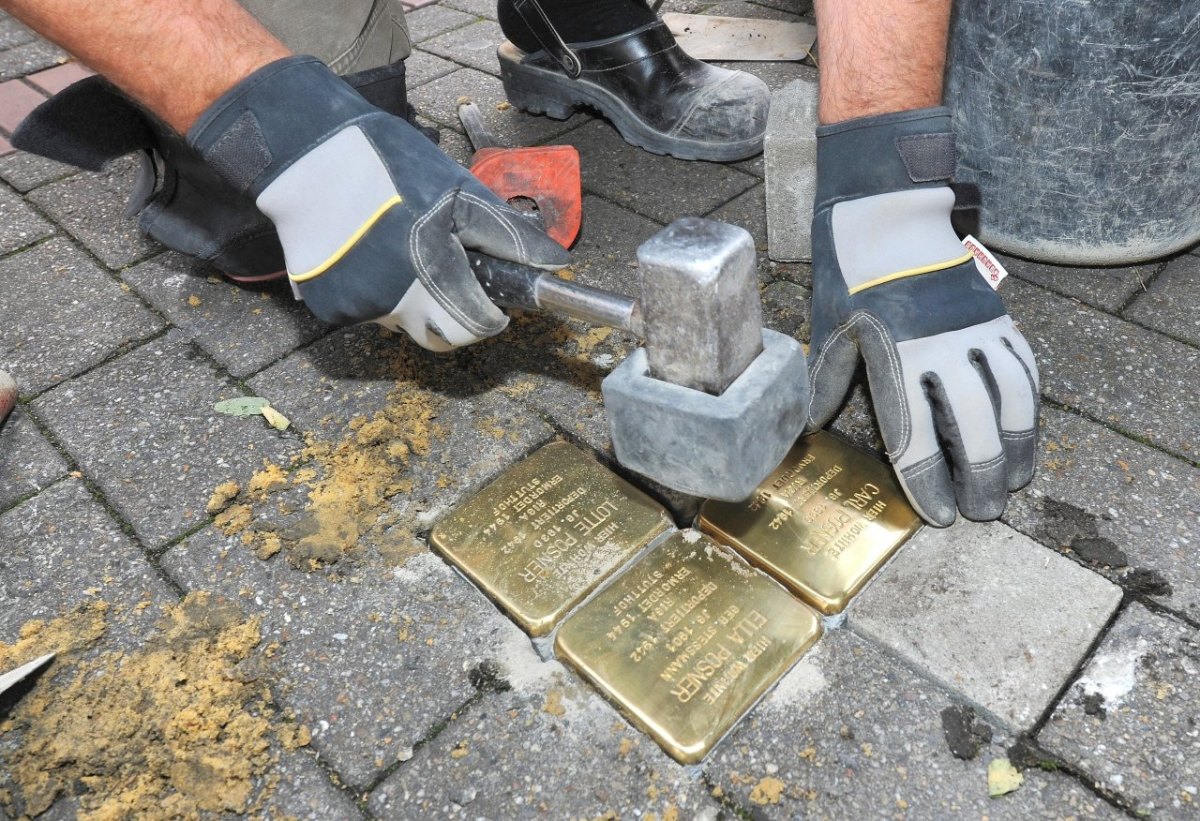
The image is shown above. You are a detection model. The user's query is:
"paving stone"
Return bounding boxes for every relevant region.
[751,0,816,15]
[707,628,1121,820]
[0,238,163,394]
[0,178,52,254]
[0,148,75,192]
[0,38,67,82]
[705,182,813,286]
[1123,253,1200,347]
[368,621,721,820]
[998,251,1155,313]
[0,78,45,133]
[1040,602,1200,817]
[1005,277,1200,461]
[24,61,92,95]
[262,750,363,819]
[162,531,534,790]
[0,407,68,511]
[28,155,161,269]
[406,4,476,44]
[122,252,327,379]
[439,0,497,19]
[1003,406,1200,622]
[0,12,35,50]
[421,19,506,76]
[849,519,1123,731]
[33,330,301,549]
[405,47,458,89]
[0,478,175,643]
[564,118,759,225]
[408,67,589,149]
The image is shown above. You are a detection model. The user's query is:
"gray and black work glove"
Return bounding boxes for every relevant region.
[807,107,1039,526]
[188,56,568,350]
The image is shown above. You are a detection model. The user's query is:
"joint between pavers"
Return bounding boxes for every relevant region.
[1040,397,1200,471]
[1125,590,1200,632]
[1114,259,1170,316]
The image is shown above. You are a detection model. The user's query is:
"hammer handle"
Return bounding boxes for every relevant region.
[467,252,644,337]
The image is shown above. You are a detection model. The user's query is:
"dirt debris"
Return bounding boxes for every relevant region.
[211,376,443,571]
[940,704,993,760]
[0,592,306,820]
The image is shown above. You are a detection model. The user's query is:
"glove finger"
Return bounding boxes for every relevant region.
[975,335,1039,491]
[922,360,1008,521]
[454,183,571,270]
[805,321,862,432]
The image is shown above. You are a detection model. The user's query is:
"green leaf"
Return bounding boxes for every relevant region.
[214,397,271,417]
[261,404,291,432]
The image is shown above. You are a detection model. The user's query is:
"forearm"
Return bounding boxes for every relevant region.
[0,0,289,132]
[814,0,952,124]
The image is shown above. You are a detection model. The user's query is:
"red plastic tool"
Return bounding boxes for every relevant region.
[458,102,582,249]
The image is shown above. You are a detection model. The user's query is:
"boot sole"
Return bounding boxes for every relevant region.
[497,42,763,163]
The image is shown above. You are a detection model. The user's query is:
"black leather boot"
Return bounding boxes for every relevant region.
[498,2,770,162]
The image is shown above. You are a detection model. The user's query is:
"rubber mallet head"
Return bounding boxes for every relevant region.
[601,218,809,501]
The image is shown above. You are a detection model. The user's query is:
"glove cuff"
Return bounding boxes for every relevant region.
[187,55,375,197]
[815,106,956,211]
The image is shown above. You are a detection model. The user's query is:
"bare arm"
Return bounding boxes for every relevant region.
[0,0,289,132]
[814,0,952,124]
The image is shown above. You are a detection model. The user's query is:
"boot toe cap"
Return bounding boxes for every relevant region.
[673,70,770,148]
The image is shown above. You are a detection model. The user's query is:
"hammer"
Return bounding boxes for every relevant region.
[469,217,809,501]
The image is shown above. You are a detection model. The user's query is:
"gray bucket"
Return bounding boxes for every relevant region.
[946,1,1200,265]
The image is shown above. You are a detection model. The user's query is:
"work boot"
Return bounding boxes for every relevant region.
[497,0,770,162]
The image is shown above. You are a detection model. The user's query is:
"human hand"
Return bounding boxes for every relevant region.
[189,56,568,350]
[807,108,1039,526]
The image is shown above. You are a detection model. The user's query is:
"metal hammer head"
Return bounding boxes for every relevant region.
[636,218,764,395]
[602,218,809,501]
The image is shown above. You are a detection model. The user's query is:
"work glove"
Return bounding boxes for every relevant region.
[807,107,1039,526]
[187,56,568,350]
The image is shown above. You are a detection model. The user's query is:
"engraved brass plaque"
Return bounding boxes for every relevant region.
[698,431,922,614]
[555,531,822,764]
[430,441,672,637]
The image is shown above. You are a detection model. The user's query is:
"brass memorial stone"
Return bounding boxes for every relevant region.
[430,441,672,637]
[555,531,822,764]
[698,431,922,614]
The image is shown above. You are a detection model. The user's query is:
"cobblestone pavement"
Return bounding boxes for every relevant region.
[2,2,1198,819]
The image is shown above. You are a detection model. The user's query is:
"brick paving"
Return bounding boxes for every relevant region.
[1,2,1198,819]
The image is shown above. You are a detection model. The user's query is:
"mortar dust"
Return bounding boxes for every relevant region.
[0,592,307,820]
[212,379,443,571]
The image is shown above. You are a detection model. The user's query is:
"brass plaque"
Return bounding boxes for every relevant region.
[555,531,821,764]
[698,431,922,614]
[430,441,672,637]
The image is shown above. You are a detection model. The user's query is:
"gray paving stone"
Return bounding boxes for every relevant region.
[406,4,476,44]
[1005,277,1200,461]
[408,67,589,149]
[0,238,163,394]
[706,182,811,286]
[564,119,759,225]
[421,19,505,76]
[439,0,497,19]
[0,178,53,254]
[1040,602,1200,818]
[0,407,67,511]
[263,750,364,819]
[1003,406,1200,621]
[0,149,75,193]
[1123,253,1200,347]
[162,532,533,790]
[122,252,327,379]
[28,155,160,269]
[368,624,721,820]
[406,47,458,89]
[999,252,1155,314]
[0,38,66,82]
[0,478,174,643]
[849,520,1123,731]
[0,12,35,50]
[708,628,1121,820]
[33,330,301,549]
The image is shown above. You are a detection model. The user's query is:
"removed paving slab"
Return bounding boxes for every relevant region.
[848,519,1123,731]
